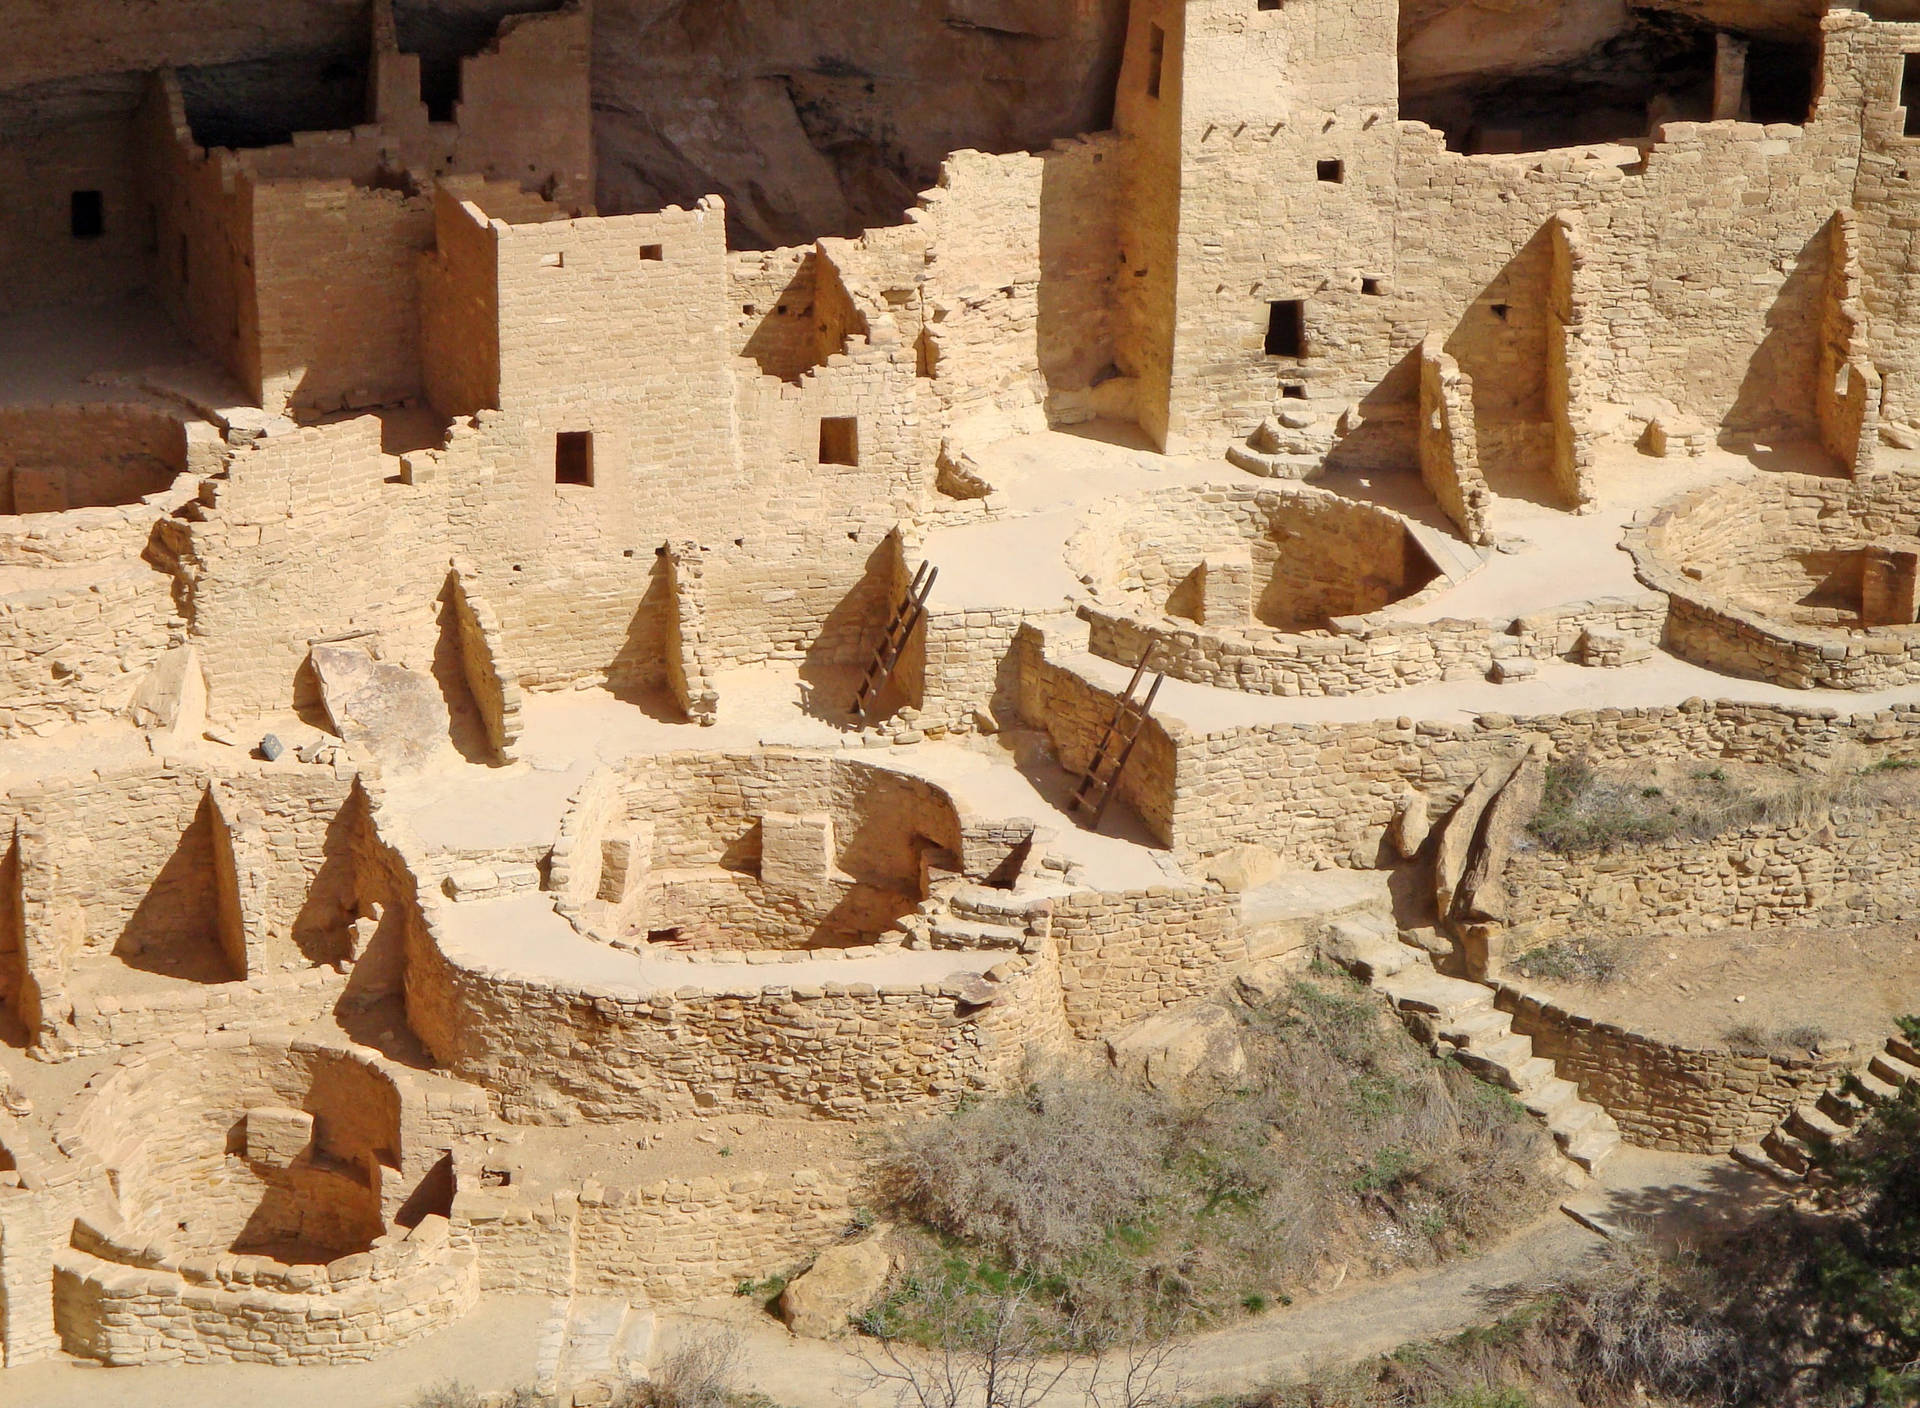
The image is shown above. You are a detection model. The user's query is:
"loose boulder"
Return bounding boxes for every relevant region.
[778,1237,894,1338]
[1106,1000,1248,1091]
[309,644,450,772]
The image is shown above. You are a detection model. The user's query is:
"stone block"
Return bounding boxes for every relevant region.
[760,811,834,890]
[245,1106,314,1168]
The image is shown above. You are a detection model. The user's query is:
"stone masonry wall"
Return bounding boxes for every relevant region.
[1503,802,1920,939]
[1498,985,1860,1152]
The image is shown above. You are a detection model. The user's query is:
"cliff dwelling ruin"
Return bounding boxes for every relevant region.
[4,0,1920,1403]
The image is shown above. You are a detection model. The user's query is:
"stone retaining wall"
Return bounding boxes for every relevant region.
[1082,592,1664,697]
[1497,985,1860,1152]
[1504,802,1920,938]
[453,1146,861,1303]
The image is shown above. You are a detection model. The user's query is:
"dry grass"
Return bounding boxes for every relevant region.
[866,974,1558,1348]
[1508,934,1629,988]
[1722,1021,1828,1058]
[1526,752,1920,857]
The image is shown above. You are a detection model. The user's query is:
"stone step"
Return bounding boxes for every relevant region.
[1465,1030,1534,1068]
[1869,1051,1920,1088]
[558,1296,631,1385]
[1377,969,1494,1020]
[1732,1141,1798,1183]
[1854,1068,1902,1103]
[1763,1127,1815,1175]
[929,918,1028,950]
[1818,1087,1868,1128]
[1454,1047,1554,1095]
[1547,1097,1607,1142]
[1563,1124,1620,1173]
[948,884,1052,924]
[1519,1075,1583,1122]
[1323,919,1422,982]
[1438,1007,1513,1047]
[1786,1104,1849,1146]
[1889,1034,1920,1067]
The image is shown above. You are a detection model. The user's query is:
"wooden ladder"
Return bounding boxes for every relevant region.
[852,561,937,720]
[1068,648,1164,828]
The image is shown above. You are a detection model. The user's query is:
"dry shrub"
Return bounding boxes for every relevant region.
[1245,1239,1751,1408]
[875,1078,1176,1269]
[617,1329,743,1408]
[869,975,1559,1346]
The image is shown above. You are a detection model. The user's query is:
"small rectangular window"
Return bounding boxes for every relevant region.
[1491,302,1511,322]
[1282,384,1307,400]
[555,431,594,485]
[70,190,104,239]
[1362,277,1383,296]
[1265,300,1305,358]
[1258,0,1282,9]
[819,416,859,466]
[1904,54,1920,137]
[1146,24,1165,100]
[539,251,564,268]
[640,244,665,262]
[1316,159,1344,183]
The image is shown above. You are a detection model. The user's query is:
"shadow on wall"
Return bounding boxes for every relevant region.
[118,792,235,985]
[740,253,822,381]
[289,788,374,967]
[1727,224,1831,443]
[800,535,907,724]
[0,834,24,1049]
[607,550,676,714]
[432,572,501,767]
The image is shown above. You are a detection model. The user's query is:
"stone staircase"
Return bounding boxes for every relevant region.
[1323,914,1621,1175]
[1733,1033,1920,1183]
[534,1294,655,1397]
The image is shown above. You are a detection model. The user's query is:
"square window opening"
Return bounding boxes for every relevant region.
[422,62,460,125]
[1362,276,1382,296]
[1146,24,1165,100]
[819,416,860,467]
[540,251,564,269]
[1282,384,1307,400]
[70,190,104,240]
[1905,55,1920,137]
[640,243,664,262]
[1265,300,1306,358]
[1491,302,1511,322]
[555,431,594,485]
[1258,0,1282,9]
[1316,159,1344,183]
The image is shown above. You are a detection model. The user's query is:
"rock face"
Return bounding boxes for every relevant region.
[3,1,1128,247]
[591,0,1130,247]
[777,1237,894,1339]
[308,644,449,771]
